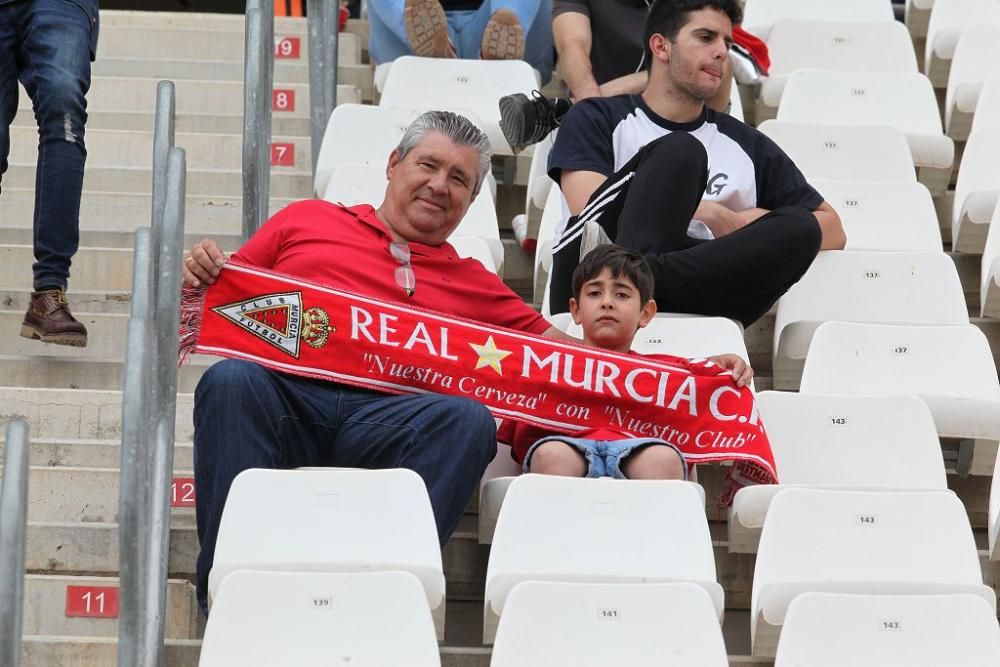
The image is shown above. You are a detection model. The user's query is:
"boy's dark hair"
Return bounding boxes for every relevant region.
[642,0,743,69]
[572,245,655,305]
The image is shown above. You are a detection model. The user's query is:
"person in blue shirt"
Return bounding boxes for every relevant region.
[1,0,98,347]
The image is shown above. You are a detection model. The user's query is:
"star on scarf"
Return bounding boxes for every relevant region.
[469,335,513,375]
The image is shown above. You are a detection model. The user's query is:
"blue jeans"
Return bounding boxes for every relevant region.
[0,0,94,291]
[368,0,553,83]
[192,359,497,614]
[523,437,688,479]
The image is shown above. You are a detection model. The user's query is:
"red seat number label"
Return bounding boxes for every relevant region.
[171,477,196,508]
[271,143,295,167]
[275,36,301,59]
[273,89,296,112]
[66,586,120,618]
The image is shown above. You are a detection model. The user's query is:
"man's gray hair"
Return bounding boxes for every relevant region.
[396,110,492,194]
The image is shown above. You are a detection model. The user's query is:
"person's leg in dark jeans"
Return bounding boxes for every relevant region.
[0,4,20,198]
[193,359,496,614]
[15,0,92,345]
[549,131,821,326]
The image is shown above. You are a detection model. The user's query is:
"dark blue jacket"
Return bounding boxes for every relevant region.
[0,0,100,59]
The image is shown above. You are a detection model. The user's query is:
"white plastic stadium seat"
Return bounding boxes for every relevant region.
[905,0,936,40]
[759,20,918,122]
[379,56,539,155]
[207,468,447,637]
[490,581,729,667]
[312,103,495,200]
[777,70,954,194]
[532,186,568,304]
[448,236,498,274]
[758,121,916,184]
[199,570,441,667]
[800,322,1000,476]
[774,593,1000,667]
[477,439,521,545]
[925,0,1000,87]
[728,393,947,553]
[741,0,895,42]
[971,77,1000,134]
[483,476,720,643]
[322,163,504,272]
[991,446,1000,560]
[728,77,744,122]
[944,26,1000,140]
[810,180,942,251]
[981,202,1000,318]
[952,128,1000,254]
[772,251,968,389]
[518,131,556,243]
[751,488,994,657]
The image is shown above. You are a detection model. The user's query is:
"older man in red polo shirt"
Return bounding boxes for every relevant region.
[183,110,748,615]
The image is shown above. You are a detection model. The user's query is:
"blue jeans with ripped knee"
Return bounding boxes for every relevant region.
[0,0,96,291]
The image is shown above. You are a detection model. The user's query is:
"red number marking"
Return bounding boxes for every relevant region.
[271,143,296,167]
[273,89,296,112]
[274,36,301,59]
[171,477,196,508]
[66,586,120,618]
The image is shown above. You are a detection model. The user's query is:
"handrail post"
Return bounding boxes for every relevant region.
[0,419,30,667]
[116,227,154,667]
[321,0,339,131]
[243,1,274,241]
[307,0,340,177]
[140,146,187,667]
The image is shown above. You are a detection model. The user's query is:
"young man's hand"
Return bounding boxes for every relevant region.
[707,353,753,388]
[694,201,749,237]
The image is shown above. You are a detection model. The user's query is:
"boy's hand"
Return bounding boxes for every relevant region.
[707,354,753,388]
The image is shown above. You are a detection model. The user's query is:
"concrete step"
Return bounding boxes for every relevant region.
[0,311,127,358]
[0,354,215,393]
[22,636,201,667]
[91,59,375,101]
[23,574,198,639]
[99,10,309,32]
[1,244,134,291]
[1,465,194,525]
[96,26,361,65]
[0,387,194,441]
[0,289,132,315]
[0,437,192,470]
[0,189,290,240]
[2,163,312,198]
[8,127,312,172]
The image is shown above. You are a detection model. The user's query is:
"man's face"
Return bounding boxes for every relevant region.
[662,8,733,103]
[383,131,480,245]
[570,268,656,353]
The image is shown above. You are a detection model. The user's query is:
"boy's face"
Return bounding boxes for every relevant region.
[570,268,657,353]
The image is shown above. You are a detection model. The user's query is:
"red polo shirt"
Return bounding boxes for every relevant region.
[232,200,550,336]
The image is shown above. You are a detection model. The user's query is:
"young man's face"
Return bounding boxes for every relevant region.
[570,268,656,353]
[383,131,480,245]
[659,7,733,103]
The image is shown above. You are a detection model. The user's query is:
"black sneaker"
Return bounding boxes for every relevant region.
[498,91,571,153]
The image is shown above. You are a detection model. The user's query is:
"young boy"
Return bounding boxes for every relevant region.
[498,244,752,480]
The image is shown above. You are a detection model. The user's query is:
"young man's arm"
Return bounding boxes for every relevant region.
[694,200,845,249]
[553,11,602,100]
[560,169,609,215]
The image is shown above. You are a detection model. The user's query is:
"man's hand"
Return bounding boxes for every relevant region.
[707,353,753,388]
[183,239,227,287]
[694,201,749,237]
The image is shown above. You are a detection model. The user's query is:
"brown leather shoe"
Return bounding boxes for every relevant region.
[481,9,525,60]
[404,0,455,58]
[20,289,88,348]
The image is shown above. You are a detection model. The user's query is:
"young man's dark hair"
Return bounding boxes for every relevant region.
[571,244,656,305]
[642,0,744,69]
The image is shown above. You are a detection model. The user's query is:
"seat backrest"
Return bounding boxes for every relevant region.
[774,251,969,348]
[799,322,1000,400]
[199,570,441,667]
[753,488,983,605]
[487,476,719,612]
[810,180,942,251]
[946,25,1000,117]
[953,128,1000,225]
[774,592,1000,667]
[448,236,497,274]
[208,468,445,607]
[379,56,538,154]
[321,163,500,246]
[742,0,895,41]
[767,20,917,77]
[972,76,1000,133]
[982,202,1000,315]
[491,581,729,667]
[778,70,944,137]
[759,121,916,182]
[527,132,556,211]
[755,392,947,488]
[926,0,1000,71]
[729,78,744,122]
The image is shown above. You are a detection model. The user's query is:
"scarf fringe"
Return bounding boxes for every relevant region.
[177,283,208,366]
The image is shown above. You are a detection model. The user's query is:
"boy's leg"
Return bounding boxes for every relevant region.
[618,444,686,480]
[526,440,589,477]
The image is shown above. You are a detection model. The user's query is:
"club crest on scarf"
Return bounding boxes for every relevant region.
[212,291,333,358]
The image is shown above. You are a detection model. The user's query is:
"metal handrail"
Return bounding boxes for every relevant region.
[243,1,275,241]
[307,0,340,176]
[0,419,30,667]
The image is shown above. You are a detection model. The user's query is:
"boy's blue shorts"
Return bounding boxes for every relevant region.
[522,436,687,480]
